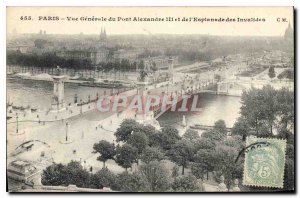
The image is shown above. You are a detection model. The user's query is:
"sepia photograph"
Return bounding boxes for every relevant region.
[6,6,294,192]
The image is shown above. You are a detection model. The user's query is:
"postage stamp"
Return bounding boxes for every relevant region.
[243,136,287,188]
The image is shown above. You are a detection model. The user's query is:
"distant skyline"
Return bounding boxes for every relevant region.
[7,7,293,36]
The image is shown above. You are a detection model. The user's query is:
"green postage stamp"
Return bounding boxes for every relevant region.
[243,136,287,188]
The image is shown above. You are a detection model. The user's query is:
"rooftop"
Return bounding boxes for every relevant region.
[10,160,30,167]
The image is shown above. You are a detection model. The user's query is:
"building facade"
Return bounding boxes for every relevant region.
[113,49,140,63]
[57,48,109,65]
[143,56,178,69]
[7,160,39,182]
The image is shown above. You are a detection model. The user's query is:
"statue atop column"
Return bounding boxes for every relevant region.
[51,66,66,111]
[56,65,62,76]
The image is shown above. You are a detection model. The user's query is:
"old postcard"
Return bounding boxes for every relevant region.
[6,7,294,192]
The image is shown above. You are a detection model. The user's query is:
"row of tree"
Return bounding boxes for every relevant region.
[41,160,202,192]
[97,119,244,190]
[7,51,150,72]
[7,51,93,69]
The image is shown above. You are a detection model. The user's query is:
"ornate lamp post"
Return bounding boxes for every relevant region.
[60,121,73,144]
[16,113,19,133]
[65,122,69,142]
[80,99,83,114]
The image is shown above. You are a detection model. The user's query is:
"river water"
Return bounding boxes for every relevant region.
[7,78,242,128]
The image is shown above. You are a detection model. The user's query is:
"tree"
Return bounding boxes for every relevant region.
[213,120,227,135]
[168,139,195,175]
[115,144,138,171]
[200,120,228,142]
[240,87,267,136]
[213,144,243,190]
[151,127,181,150]
[276,88,294,133]
[201,129,225,142]
[268,66,276,78]
[6,51,93,70]
[223,136,244,149]
[281,129,294,190]
[183,129,200,140]
[286,143,294,160]
[41,163,68,186]
[191,162,205,180]
[34,39,47,49]
[284,158,294,190]
[259,85,278,135]
[231,117,252,141]
[65,161,91,188]
[41,161,90,188]
[149,132,162,147]
[90,168,117,189]
[128,132,149,158]
[192,149,215,180]
[172,175,202,192]
[151,62,158,73]
[138,161,171,192]
[193,137,215,151]
[114,119,141,142]
[120,59,131,72]
[115,171,148,192]
[138,61,145,71]
[93,140,116,168]
[141,146,164,164]
[141,125,156,139]
[241,86,279,136]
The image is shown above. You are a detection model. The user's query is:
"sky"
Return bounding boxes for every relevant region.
[7,7,294,36]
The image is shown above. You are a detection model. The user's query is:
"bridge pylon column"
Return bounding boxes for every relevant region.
[168,57,174,83]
